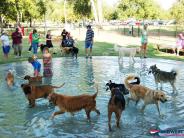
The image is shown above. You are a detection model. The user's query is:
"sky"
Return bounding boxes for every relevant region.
[106,0,177,10]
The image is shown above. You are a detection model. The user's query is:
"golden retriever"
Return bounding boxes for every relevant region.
[124,75,167,116]
[5,71,14,87]
[48,86,100,120]
[21,83,65,107]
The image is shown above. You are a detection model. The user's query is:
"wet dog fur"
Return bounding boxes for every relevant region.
[149,64,177,93]
[21,83,65,107]
[124,75,167,116]
[106,77,140,95]
[48,86,100,120]
[5,71,14,87]
[108,88,125,131]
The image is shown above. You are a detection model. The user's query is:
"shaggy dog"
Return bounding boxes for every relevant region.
[5,71,14,87]
[124,75,167,116]
[24,75,42,85]
[48,86,100,120]
[108,88,125,131]
[149,64,177,93]
[106,77,141,95]
[21,83,65,107]
[114,44,140,64]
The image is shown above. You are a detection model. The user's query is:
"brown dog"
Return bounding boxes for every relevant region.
[48,86,100,120]
[5,71,14,87]
[124,75,167,116]
[108,88,125,131]
[24,75,42,85]
[21,83,65,107]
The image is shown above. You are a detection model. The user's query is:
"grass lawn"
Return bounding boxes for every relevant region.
[0,37,184,64]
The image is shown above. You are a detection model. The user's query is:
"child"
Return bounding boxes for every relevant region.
[43,47,53,77]
[0,31,10,59]
[28,56,41,77]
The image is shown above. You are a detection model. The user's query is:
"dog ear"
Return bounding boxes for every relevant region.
[23,85,32,95]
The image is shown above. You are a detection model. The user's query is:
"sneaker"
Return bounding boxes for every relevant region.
[89,56,92,59]
[144,56,147,58]
[86,55,88,59]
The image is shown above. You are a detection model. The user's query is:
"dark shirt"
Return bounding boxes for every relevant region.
[12,31,22,44]
[46,34,53,48]
[61,31,68,40]
[85,29,94,42]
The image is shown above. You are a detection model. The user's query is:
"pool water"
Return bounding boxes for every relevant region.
[0,57,184,138]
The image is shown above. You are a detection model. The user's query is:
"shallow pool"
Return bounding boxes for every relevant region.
[0,57,184,138]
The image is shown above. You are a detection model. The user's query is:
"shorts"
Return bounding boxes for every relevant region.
[85,41,93,48]
[2,46,10,54]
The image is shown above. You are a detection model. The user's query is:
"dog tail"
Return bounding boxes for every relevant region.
[52,83,65,88]
[124,75,136,89]
[93,84,99,99]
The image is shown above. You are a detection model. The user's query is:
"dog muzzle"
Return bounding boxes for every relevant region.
[160,99,167,103]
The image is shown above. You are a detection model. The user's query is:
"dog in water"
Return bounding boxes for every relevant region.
[108,88,125,131]
[124,75,168,116]
[149,64,178,93]
[5,70,14,87]
[21,83,65,107]
[24,75,42,85]
[106,77,140,95]
[114,44,140,64]
[48,85,100,120]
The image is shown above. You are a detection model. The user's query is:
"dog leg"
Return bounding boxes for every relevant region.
[141,104,146,113]
[108,110,113,131]
[171,82,176,93]
[135,100,140,106]
[50,111,65,119]
[85,109,91,120]
[93,108,100,115]
[156,102,161,116]
[115,110,121,128]
[155,81,159,90]
[160,83,163,90]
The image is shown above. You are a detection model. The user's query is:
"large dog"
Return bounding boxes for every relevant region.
[106,77,140,95]
[61,46,79,59]
[48,86,100,120]
[108,88,125,131]
[21,83,65,107]
[24,75,42,85]
[124,75,167,116]
[149,64,177,93]
[114,44,140,64]
[5,71,14,87]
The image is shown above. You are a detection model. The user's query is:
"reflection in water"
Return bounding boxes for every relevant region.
[0,57,184,138]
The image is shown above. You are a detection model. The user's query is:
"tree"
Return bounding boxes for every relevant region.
[170,0,184,24]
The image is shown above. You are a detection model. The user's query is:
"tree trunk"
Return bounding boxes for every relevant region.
[90,0,98,24]
[97,0,103,26]
[64,0,67,25]
[29,18,32,27]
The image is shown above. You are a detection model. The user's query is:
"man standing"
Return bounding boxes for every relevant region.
[12,28,22,58]
[85,25,94,59]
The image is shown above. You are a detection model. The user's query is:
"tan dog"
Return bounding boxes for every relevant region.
[5,71,14,87]
[124,75,167,116]
[21,83,65,107]
[48,86,100,120]
[24,75,42,85]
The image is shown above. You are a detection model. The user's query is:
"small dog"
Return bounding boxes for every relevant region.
[21,83,65,107]
[124,75,167,116]
[149,64,177,93]
[114,44,140,63]
[108,88,125,131]
[24,75,42,85]
[106,77,140,95]
[5,71,14,87]
[48,86,100,120]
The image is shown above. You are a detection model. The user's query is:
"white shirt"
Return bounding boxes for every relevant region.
[0,34,10,46]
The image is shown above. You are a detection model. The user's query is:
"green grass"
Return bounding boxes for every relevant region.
[0,38,184,64]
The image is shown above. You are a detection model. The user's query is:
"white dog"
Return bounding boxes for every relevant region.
[114,44,140,64]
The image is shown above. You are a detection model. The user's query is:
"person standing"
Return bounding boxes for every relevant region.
[46,30,53,48]
[12,28,22,58]
[141,24,148,58]
[0,31,10,59]
[32,29,39,56]
[43,47,53,77]
[61,29,68,47]
[85,25,94,59]
[28,30,33,51]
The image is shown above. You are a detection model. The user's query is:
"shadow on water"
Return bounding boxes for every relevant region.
[0,57,184,137]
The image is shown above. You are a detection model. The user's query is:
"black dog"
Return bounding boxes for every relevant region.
[40,44,48,53]
[106,77,140,95]
[108,88,125,131]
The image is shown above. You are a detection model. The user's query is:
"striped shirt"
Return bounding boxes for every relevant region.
[85,29,94,42]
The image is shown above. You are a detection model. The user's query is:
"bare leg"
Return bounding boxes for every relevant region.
[85,48,88,57]
[141,104,146,113]
[89,48,92,57]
